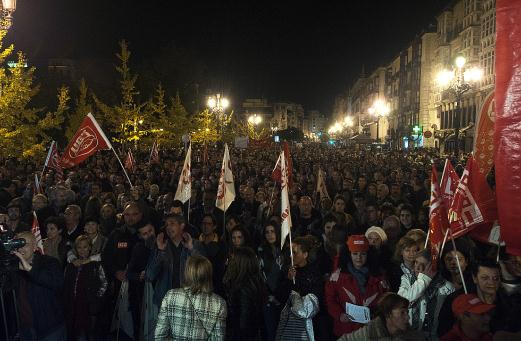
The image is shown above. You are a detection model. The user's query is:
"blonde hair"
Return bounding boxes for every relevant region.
[74,235,92,252]
[183,255,213,295]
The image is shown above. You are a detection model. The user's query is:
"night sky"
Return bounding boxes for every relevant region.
[7,0,450,114]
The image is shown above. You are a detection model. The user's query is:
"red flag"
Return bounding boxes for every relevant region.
[124,149,136,173]
[61,113,112,168]
[272,141,293,186]
[495,0,521,255]
[32,212,44,254]
[474,91,495,175]
[44,141,64,181]
[429,165,450,270]
[440,159,460,209]
[449,156,498,238]
[149,140,160,164]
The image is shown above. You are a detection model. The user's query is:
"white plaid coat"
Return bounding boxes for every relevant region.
[155,287,227,341]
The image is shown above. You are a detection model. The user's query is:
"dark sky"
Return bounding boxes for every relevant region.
[7,0,450,114]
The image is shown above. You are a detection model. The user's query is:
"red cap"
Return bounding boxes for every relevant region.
[347,235,369,252]
[452,294,495,317]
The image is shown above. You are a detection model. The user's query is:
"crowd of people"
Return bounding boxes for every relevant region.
[1,143,521,341]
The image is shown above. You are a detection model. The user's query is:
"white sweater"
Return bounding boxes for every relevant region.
[398,272,454,340]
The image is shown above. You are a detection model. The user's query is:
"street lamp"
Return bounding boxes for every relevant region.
[368,99,390,142]
[207,93,230,141]
[1,0,17,30]
[248,113,262,126]
[436,56,482,157]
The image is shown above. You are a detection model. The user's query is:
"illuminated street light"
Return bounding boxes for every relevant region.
[207,93,231,141]
[436,55,482,157]
[1,0,17,30]
[343,116,354,128]
[368,99,390,142]
[248,114,262,126]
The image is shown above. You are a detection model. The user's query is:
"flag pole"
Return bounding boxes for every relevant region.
[41,140,55,178]
[112,148,133,187]
[288,227,295,285]
[187,198,191,224]
[448,228,468,294]
[266,181,277,218]
[424,228,430,250]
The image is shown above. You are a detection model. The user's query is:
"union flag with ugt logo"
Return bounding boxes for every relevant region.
[61,113,113,168]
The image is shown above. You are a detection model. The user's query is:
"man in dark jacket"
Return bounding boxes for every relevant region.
[127,221,156,339]
[101,202,142,339]
[13,231,66,340]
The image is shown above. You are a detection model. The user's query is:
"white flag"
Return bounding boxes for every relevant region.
[174,143,192,203]
[316,168,330,200]
[280,151,292,249]
[216,144,236,212]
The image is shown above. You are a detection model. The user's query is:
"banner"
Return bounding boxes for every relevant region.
[316,168,330,201]
[43,141,64,181]
[32,212,44,254]
[280,150,292,249]
[149,141,160,164]
[440,159,459,210]
[234,136,249,149]
[216,144,236,212]
[429,165,450,271]
[449,156,497,238]
[474,91,495,175]
[272,142,293,186]
[61,113,112,168]
[124,149,136,173]
[495,0,521,255]
[174,143,191,203]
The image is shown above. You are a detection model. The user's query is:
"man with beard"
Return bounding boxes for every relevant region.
[127,222,156,339]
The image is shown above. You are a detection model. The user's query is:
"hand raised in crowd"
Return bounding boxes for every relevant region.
[181,232,193,251]
[421,262,437,279]
[287,266,297,281]
[156,232,167,250]
[12,250,32,272]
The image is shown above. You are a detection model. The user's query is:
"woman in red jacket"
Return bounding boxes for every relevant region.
[325,235,388,338]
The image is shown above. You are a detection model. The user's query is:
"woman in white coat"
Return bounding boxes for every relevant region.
[398,248,455,340]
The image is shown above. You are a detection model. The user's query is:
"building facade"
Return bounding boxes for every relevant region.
[340,0,495,153]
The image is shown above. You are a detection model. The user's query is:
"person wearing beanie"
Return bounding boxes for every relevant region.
[325,235,389,337]
[365,226,387,249]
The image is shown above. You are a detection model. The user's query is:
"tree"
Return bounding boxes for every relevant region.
[154,90,191,148]
[0,31,67,158]
[66,78,92,140]
[190,108,221,144]
[93,40,152,149]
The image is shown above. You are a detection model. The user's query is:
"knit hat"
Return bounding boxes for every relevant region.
[347,235,370,252]
[452,294,495,317]
[365,226,388,244]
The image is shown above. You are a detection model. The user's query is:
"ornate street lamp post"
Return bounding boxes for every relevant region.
[436,56,482,157]
[207,93,230,142]
[1,0,17,30]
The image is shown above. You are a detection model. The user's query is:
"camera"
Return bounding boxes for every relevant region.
[0,228,26,273]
